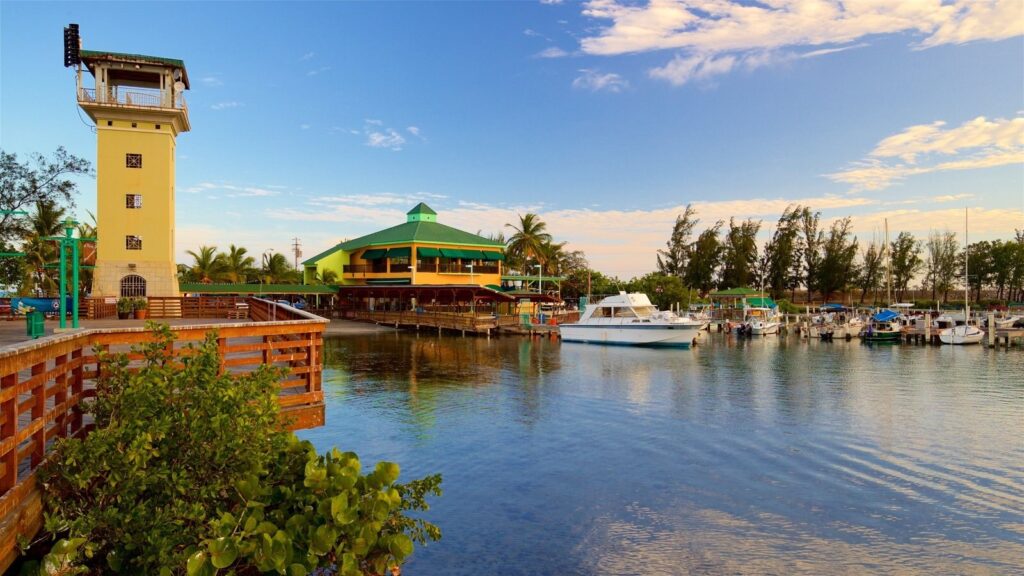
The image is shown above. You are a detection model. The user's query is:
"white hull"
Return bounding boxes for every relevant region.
[993,316,1020,329]
[560,324,703,347]
[750,321,780,335]
[938,325,984,345]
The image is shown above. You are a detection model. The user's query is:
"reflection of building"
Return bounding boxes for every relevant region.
[303,203,505,287]
[76,49,189,297]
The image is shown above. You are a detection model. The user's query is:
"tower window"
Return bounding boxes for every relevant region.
[107,120,113,127]
[126,194,142,209]
[126,153,142,168]
[131,122,137,128]
[126,235,143,250]
[155,124,161,130]
[120,274,147,297]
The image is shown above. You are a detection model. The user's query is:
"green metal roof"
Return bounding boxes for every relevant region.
[302,244,346,266]
[338,220,504,251]
[746,297,777,308]
[711,287,763,297]
[179,283,336,295]
[80,49,190,88]
[407,202,437,216]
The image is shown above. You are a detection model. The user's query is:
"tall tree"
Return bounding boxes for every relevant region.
[505,213,552,272]
[761,205,802,299]
[816,217,859,302]
[924,230,959,303]
[1,147,91,246]
[857,240,884,304]
[186,245,226,283]
[684,221,723,294]
[798,207,823,300]
[221,244,256,283]
[963,240,994,303]
[264,252,300,283]
[719,218,761,290]
[889,232,923,302]
[656,205,697,278]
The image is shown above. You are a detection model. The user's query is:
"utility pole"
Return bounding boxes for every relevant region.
[291,237,302,270]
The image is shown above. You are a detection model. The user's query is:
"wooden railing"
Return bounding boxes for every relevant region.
[352,309,500,333]
[0,299,325,571]
[78,86,187,110]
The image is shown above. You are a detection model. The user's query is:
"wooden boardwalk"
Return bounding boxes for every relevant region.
[0,299,327,572]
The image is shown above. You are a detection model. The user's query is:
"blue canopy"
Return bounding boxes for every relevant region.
[823,303,846,311]
[873,309,900,322]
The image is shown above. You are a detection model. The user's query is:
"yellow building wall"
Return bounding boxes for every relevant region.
[92,118,180,297]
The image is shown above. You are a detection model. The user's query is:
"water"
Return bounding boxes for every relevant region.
[298,333,1024,575]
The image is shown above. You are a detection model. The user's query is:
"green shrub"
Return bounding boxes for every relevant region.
[776,299,801,314]
[116,297,133,314]
[30,323,441,575]
[132,297,148,311]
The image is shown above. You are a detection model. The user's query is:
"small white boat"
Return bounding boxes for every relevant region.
[983,315,1021,329]
[560,292,704,347]
[939,324,984,345]
[744,307,780,335]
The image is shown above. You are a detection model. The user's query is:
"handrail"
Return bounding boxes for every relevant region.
[0,306,326,569]
[78,86,187,111]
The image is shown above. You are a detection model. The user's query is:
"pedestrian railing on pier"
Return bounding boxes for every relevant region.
[0,299,325,571]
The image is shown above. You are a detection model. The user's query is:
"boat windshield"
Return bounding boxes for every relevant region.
[633,306,655,318]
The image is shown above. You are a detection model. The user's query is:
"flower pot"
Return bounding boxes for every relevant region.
[134,310,148,320]
[118,311,131,320]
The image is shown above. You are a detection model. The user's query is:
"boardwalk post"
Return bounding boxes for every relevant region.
[988,312,995,348]
[925,318,930,344]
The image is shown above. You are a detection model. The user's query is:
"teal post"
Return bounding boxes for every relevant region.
[59,233,68,329]
[72,236,80,329]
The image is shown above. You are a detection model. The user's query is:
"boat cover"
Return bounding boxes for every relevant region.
[873,309,899,322]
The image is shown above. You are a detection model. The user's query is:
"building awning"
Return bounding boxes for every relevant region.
[362,248,388,260]
[461,249,485,260]
[387,247,411,259]
[746,297,776,308]
[366,278,412,285]
[440,248,463,258]
[483,251,504,261]
[417,247,442,258]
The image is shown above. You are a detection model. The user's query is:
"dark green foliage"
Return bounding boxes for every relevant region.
[656,205,697,278]
[798,207,823,299]
[760,205,802,299]
[816,217,859,302]
[0,147,91,246]
[857,241,884,304]
[624,272,701,310]
[889,232,923,302]
[718,218,761,290]
[32,324,441,575]
[684,221,723,295]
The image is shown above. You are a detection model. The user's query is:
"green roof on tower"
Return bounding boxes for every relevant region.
[408,202,437,216]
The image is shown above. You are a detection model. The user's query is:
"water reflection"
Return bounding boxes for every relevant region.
[301,333,1024,575]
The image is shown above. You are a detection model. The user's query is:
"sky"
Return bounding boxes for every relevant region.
[2,0,1023,278]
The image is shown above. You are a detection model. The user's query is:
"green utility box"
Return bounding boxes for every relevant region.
[26,311,44,339]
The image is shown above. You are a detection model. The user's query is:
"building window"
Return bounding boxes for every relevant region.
[131,122,137,128]
[416,257,437,273]
[126,235,142,250]
[125,194,142,209]
[120,274,146,297]
[155,124,161,130]
[126,153,142,168]
[390,256,411,274]
[107,120,113,127]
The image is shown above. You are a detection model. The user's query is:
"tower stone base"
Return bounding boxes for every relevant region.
[92,260,180,298]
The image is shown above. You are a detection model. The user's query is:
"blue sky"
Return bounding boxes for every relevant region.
[2,1,1022,277]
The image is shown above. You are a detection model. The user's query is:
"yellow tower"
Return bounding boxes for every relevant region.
[76,49,190,298]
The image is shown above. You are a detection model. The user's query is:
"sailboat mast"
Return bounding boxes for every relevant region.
[885,219,891,306]
[965,207,969,321]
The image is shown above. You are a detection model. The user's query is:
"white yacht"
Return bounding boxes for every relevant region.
[739,307,781,335]
[939,208,984,346]
[560,292,705,347]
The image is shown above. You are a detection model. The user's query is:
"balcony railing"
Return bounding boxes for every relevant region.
[78,86,187,111]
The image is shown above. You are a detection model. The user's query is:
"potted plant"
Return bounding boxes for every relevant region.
[133,297,149,320]
[117,297,133,320]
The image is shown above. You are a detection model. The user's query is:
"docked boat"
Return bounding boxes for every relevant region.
[939,208,984,346]
[745,307,781,335]
[560,292,704,347]
[809,304,863,340]
[861,309,903,343]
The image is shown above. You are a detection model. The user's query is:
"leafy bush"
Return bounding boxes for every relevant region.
[116,297,133,313]
[30,323,441,575]
[776,299,801,315]
[132,296,148,311]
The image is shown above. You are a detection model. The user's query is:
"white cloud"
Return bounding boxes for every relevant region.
[210,101,241,110]
[829,115,1024,190]
[573,69,629,92]
[524,28,542,37]
[648,53,736,86]
[182,182,280,198]
[300,123,311,130]
[933,193,975,203]
[540,0,564,4]
[366,129,406,151]
[200,75,223,87]
[407,126,427,141]
[299,51,315,61]
[536,46,569,58]
[306,66,330,77]
[578,0,1024,85]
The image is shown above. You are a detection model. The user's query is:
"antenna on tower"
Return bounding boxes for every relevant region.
[291,237,302,270]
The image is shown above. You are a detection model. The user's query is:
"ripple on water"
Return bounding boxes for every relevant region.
[302,333,1024,575]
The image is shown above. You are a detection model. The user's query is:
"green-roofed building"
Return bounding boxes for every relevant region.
[302,204,506,287]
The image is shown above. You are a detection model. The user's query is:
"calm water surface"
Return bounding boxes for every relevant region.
[297,333,1024,575]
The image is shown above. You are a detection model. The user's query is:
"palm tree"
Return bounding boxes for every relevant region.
[22,201,66,294]
[313,269,339,285]
[186,245,226,283]
[221,244,256,283]
[76,211,97,294]
[264,252,299,283]
[505,213,552,272]
[538,240,568,276]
